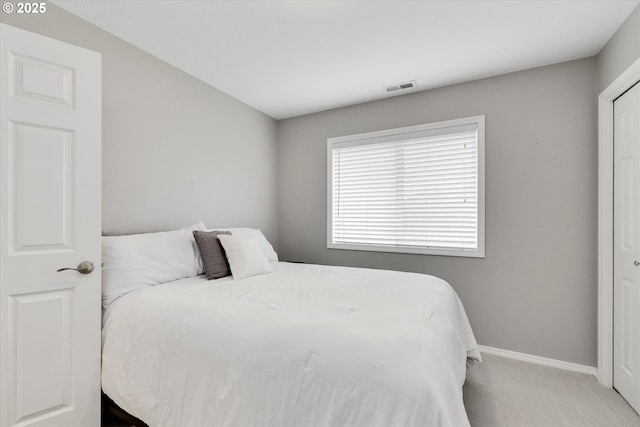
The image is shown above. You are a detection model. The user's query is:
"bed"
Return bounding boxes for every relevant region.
[100,224,481,426]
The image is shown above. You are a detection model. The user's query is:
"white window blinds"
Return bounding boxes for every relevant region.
[328,116,484,257]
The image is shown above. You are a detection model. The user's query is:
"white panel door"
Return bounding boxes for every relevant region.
[0,24,101,427]
[614,81,640,413]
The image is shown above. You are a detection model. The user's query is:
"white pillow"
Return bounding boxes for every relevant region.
[207,227,278,261]
[102,222,206,308]
[217,235,272,280]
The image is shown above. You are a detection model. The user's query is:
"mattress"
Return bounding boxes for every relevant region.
[101,262,481,426]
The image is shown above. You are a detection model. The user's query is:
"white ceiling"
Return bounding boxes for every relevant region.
[52,0,639,120]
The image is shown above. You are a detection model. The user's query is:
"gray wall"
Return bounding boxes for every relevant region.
[278,58,598,366]
[597,4,640,93]
[1,2,279,243]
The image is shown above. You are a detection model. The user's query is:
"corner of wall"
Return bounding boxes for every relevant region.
[596,4,640,93]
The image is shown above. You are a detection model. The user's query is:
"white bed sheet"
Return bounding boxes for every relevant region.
[102,262,481,427]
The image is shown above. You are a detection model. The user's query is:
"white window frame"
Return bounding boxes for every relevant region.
[327,115,485,258]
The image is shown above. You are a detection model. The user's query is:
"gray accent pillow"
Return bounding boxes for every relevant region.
[193,230,232,280]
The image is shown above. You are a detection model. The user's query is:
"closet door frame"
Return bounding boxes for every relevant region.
[598,56,640,387]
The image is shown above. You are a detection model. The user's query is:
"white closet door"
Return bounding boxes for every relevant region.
[0,24,102,427]
[614,80,640,413]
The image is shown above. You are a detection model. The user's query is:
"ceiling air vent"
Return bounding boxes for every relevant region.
[385,80,417,93]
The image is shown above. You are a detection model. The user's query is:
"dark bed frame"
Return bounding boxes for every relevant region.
[102,392,148,427]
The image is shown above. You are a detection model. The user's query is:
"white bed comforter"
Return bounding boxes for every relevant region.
[102,262,481,427]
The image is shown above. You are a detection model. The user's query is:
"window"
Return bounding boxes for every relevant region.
[327,116,485,258]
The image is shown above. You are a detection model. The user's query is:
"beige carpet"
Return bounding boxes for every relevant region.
[464,353,640,427]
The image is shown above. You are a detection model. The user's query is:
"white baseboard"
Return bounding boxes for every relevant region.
[477,345,597,376]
